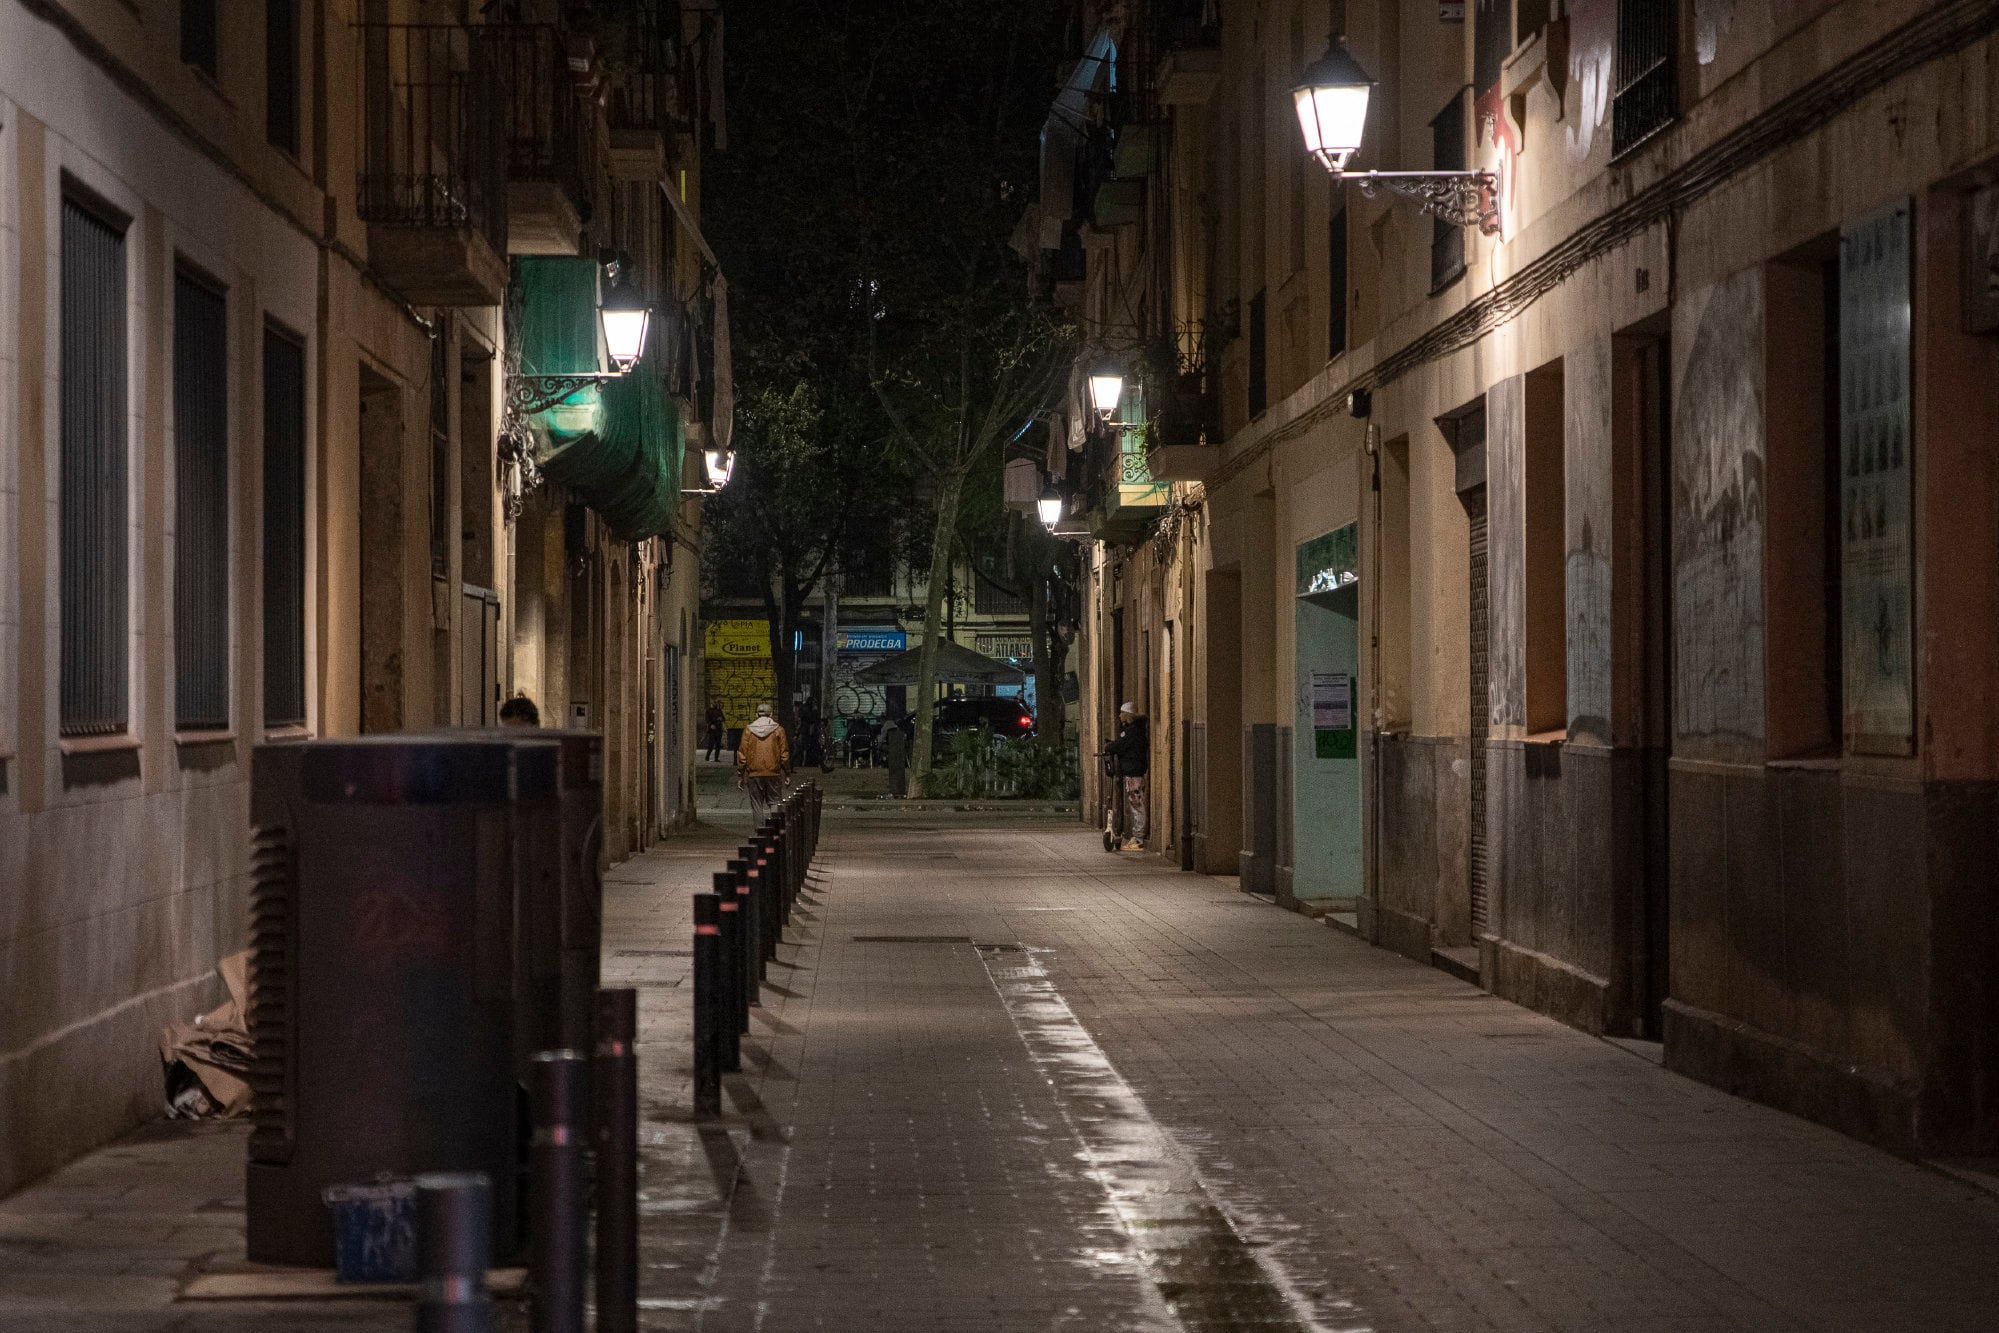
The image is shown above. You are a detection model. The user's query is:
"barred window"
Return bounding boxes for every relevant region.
[1247,290,1267,419]
[266,0,299,153]
[174,268,231,730]
[1431,94,1467,291]
[60,195,131,737]
[263,326,308,728]
[182,0,219,78]
[974,573,1028,618]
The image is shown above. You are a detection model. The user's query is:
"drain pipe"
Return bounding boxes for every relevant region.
[1363,418,1383,945]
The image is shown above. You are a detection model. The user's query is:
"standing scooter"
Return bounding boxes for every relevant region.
[1097,747,1123,852]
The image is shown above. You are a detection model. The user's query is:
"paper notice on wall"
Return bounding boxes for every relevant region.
[1312,672,1352,731]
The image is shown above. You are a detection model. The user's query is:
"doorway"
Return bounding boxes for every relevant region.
[1620,328,1674,1037]
[1293,527,1364,904]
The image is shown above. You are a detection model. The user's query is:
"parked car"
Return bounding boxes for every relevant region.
[933,696,1035,741]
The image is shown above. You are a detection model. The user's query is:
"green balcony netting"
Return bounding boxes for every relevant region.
[512,256,682,541]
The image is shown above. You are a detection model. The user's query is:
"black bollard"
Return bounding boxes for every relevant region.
[528,1051,588,1333]
[415,1172,492,1333]
[593,989,638,1333]
[715,879,742,1071]
[692,894,722,1119]
[756,838,779,962]
[726,859,759,998]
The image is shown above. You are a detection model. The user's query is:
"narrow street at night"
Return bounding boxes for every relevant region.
[10,799,1999,1330]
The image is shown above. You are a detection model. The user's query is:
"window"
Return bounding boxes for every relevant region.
[1763,240,1843,757]
[430,331,450,576]
[182,0,219,78]
[1247,290,1267,418]
[1328,208,1348,359]
[1431,95,1467,291]
[1474,0,1513,95]
[1612,0,1677,157]
[263,326,307,728]
[175,268,230,731]
[266,0,299,153]
[1523,361,1566,735]
[974,572,1028,617]
[59,196,130,737]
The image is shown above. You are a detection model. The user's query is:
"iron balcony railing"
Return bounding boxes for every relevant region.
[1156,322,1218,449]
[605,0,680,136]
[490,24,598,214]
[355,22,508,254]
[1151,0,1221,49]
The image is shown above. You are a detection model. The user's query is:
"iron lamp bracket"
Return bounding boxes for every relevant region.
[1342,169,1501,235]
[507,372,620,417]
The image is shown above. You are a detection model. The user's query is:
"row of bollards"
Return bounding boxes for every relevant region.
[412,785,822,1331]
[413,985,644,1332]
[694,783,824,1120]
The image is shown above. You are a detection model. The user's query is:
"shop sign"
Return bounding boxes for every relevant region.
[836,627,906,654]
[704,619,771,659]
[976,635,1034,662]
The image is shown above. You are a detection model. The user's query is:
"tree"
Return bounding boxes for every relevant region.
[843,2,1071,781]
[707,0,1069,768]
[957,456,1082,753]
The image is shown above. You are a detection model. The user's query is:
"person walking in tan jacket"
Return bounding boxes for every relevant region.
[736,703,791,825]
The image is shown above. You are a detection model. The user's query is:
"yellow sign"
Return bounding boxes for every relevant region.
[704,619,771,659]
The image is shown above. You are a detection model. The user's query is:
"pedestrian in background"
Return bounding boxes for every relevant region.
[703,702,725,761]
[1111,701,1150,851]
[736,703,791,825]
[882,713,910,799]
[499,694,540,727]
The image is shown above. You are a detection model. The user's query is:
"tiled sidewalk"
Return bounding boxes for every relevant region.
[6,808,1999,1331]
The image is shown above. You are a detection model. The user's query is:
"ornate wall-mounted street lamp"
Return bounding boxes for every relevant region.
[507,256,654,417]
[1038,478,1065,528]
[703,446,736,490]
[1294,37,1500,235]
[1087,361,1126,422]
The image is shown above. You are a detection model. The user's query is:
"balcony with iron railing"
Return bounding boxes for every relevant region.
[490,23,598,254]
[1083,380,1171,544]
[1153,0,1221,106]
[355,22,510,305]
[1146,322,1220,481]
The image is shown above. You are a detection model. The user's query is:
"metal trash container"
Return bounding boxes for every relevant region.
[245,736,559,1267]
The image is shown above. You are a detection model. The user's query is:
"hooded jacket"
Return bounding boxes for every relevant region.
[1112,715,1150,778]
[737,715,790,779]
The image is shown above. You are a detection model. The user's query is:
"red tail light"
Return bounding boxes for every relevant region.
[1019,716,1032,728]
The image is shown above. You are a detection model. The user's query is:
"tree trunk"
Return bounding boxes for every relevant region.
[1030,570,1054,743]
[764,578,807,735]
[911,464,969,783]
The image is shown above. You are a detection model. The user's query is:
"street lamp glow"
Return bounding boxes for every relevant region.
[1088,366,1124,420]
[1037,479,1063,528]
[704,447,735,489]
[599,274,652,372]
[1293,37,1375,174]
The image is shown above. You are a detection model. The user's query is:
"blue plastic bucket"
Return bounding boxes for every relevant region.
[322,1179,417,1282]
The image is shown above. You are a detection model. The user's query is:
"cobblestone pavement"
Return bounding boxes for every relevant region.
[5,806,1999,1331]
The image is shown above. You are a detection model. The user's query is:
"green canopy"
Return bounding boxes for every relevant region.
[512,256,682,541]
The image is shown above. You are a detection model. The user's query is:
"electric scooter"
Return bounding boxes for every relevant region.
[1097,748,1123,853]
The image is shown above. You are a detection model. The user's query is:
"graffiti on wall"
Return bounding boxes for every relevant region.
[1840,202,1915,754]
[1672,268,1766,746]
[1485,376,1527,731]
[1565,337,1614,744]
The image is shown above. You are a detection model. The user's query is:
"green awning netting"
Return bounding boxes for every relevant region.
[513,256,681,541]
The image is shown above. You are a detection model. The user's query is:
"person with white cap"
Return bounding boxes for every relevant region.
[1109,701,1151,851]
[735,702,791,825]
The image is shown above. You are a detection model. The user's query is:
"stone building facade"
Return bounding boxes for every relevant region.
[0,0,721,1194]
[1048,0,1999,1152]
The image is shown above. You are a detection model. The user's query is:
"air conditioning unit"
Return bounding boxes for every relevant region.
[245,736,562,1267]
